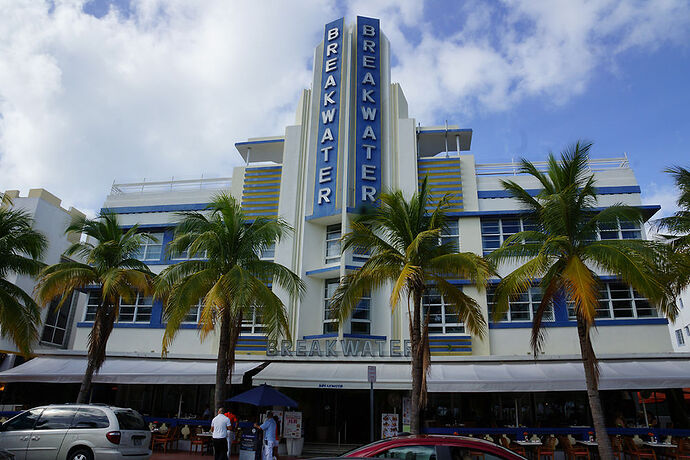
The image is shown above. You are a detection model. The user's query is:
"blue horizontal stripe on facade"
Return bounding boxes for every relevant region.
[418,174,461,179]
[246,167,282,172]
[102,203,210,214]
[447,204,661,218]
[241,194,281,199]
[302,333,338,339]
[489,317,668,329]
[242,204,279,210]
[418,168,461,174]
[244,211,278,216]
[242,185,280,191]
[352,256,369,262]
[240,199,279,205]
[305,266,340,276]
[235,346,267,351]
[423,181,461,187]
[478,185,642,199]
[343,333,387,340]
[244,178,281,183]
[77,322,201,329]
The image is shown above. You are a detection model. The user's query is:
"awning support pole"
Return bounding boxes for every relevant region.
[643,401,650,427]
[370,381,374,442]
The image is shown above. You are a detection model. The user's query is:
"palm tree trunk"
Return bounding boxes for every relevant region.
[410,289,423,435]
[77,301,117,403]
[576,317,613,460]
[214,307,232,411]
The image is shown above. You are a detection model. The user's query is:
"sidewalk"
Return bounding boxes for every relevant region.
[151,454,302,460]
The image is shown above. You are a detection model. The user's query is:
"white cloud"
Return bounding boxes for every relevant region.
[0,0,688,214]
[0,0,336,213]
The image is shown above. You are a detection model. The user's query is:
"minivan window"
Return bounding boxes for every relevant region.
[3,409,43,431]
[71,407,110,429]
[35,407,77,430]
[115,409,147,430]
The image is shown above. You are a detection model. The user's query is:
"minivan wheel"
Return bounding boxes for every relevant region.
[67,447,93,460]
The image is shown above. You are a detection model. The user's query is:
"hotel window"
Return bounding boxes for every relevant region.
[260,243,275,261]
[325,224,341,264]
[441,219,459,252]
[241,306,265,335]
[597,219,642,240]
[182,298,204,324]
[175,246,208,260]
[676,329,685,347]
[486,285,554,322]
[134,232,164,261]
[567,281,657,319]
[84,291,100,322]
[480,217,537,255]
[118,292,153,323]
[41,293,75,347]
[423,288,465,334]
[323,278,339,333]
[351,291,371,334]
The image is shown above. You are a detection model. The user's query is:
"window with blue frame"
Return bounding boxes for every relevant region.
[486,285,554,322]
[323,278,339,333]
[260,243,275,261]
[567,281,657,319]
[351,291,371,334]
[325,225,341,264]
[480,217,537,255]
[423,288,466,333]
[241,306,265,335]
[134,232,164,261]
[83,290,152,323]
[597,219,642,240]
[441,219,459,252]
[182,298,203,324]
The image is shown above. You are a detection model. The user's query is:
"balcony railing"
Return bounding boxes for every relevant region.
[476,156,629,176]
[110,176,232,195]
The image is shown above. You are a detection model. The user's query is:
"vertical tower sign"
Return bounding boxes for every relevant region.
[313,18,344,217]
[355,16,381,206]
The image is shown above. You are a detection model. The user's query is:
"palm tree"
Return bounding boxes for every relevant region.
[35,213,155,403]
[329,179,491,434]
[155,193,304,411]
[657,166,690,250]
[0,207,48,355]
[488,142,672,460]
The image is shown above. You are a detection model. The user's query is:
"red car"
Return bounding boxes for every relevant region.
[343,435,526,460]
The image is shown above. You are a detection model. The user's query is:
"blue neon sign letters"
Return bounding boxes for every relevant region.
[354,16,381,207]
[313,18,344,218]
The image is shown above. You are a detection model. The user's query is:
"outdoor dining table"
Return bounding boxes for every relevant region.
[577,440,599,447]
[515,440,542,460]
[195,432,214,456]
[643,442,677,448]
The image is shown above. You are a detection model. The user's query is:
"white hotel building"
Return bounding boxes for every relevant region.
[2,17,689,439]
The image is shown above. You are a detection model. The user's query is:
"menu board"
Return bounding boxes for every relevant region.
[381,413,399,439]
[283,411,302,439]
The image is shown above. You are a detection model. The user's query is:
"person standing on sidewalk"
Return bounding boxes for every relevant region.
[254,411,277,460]
[211,407,232,460]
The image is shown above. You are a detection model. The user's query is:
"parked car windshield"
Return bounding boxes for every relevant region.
[114,409,147,430]
[2,409,43,431]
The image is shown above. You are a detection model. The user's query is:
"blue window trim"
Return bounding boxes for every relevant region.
[456,204,660,220]
[489,318,668,329]
[77,321,201,330]
[102,203,210,215]
[301,333,387,340]
[478,186,641,199]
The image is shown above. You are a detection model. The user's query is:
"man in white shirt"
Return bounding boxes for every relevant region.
[254,411,277,460]
[211,407,231,460]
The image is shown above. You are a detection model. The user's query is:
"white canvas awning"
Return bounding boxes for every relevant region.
[0,357,262,385]
[253,362,413,390]
[253,359,690,392]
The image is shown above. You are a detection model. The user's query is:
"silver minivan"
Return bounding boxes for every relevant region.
[0,404,151,460]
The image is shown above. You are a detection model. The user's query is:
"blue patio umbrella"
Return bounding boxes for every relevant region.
[226,384,298,407]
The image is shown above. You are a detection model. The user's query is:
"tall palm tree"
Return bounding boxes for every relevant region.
[36,213,155,403]
[654,166,690,298]
[0,207,48,355]
[155,193,304,411]
[488,142,672,460]
[330,179,491,434]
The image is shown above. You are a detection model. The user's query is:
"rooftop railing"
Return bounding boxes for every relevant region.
[476,156,630,176]
[110,176,232,195]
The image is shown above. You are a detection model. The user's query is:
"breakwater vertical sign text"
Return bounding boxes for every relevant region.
[313,18,344,217]
[355,16,381,206]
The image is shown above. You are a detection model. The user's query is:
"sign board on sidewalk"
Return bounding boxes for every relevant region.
[283,411,302,439]
[381,413,399,439]
[368,365,377,383]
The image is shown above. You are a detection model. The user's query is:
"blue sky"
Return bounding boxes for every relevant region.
[1,0,688,216]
